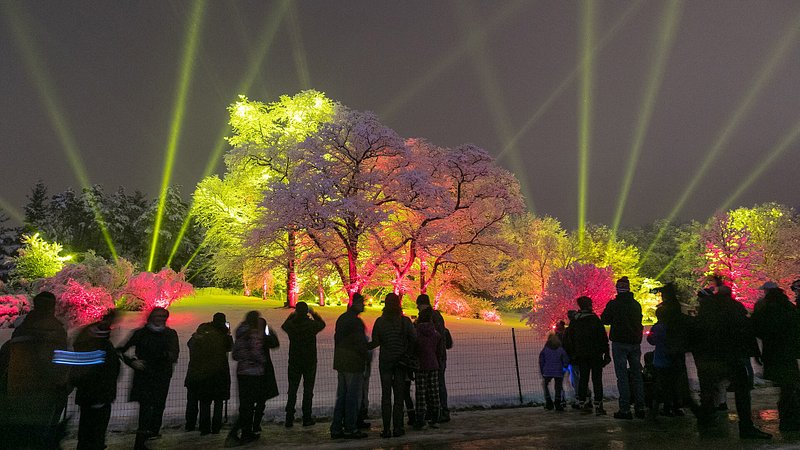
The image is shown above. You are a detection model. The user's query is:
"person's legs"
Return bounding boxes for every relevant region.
[211,399,224,434]
[554,377,564,410]
[236,375,255,438]
[77,403,111,450]
[343,371,364,434]
[391,367,407,433]
[380,368,393,432]
[730,361,754,430]
[438,365,450,421]
[302,363,317,421]
[612,342,632,413]
[543,376,553,407]
[427,370,440,422]
[198,399,212,433]
[330,372,347,436]
[591,361,605,406]
[627,344,645,413]
[286,362,301,425]
[185,389,199,431]
[577,361,590,404]
[414,372,428,426]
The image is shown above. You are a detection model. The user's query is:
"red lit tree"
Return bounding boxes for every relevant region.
[700,213,765,309]
[524,263,616,330]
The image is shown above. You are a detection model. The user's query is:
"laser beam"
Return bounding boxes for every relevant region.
[288,1,311,89]
[148,0,207,272]
[0,197,25,225]
[379,0,527,121]
[640,8,800,267]
[3,3,117,259]
[719,117,800,212]
[496,0,645,162]
[454,2,535,211]
[612,0,683,235]
[166,1,291,266]
[577,0,595,246]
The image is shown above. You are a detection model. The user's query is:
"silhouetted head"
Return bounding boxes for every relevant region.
[576,296,592,311]
[546,332,561,348]
[147,307,169,328]
[244,310,260,329]
[717,285,732,298]
[383,293,402,317]
[213,312,227,328]
[659,282,678,304]
[416,294,431,309]
[33,291,56,313]
[295,302,309,317]
[349,293,365,314]
[615,277,630,294]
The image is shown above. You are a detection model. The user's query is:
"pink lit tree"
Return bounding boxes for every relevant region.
[700,212,765,309]
[122,267,194,311]
[525,263,616,330]
[0,294,30,327]
[254,108,414,304]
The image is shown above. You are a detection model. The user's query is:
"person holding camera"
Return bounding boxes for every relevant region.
[281,302,326,427]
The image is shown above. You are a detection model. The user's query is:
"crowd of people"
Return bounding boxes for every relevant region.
[2,276,800,448]
[538,276,800,441]
[0,291,452,449]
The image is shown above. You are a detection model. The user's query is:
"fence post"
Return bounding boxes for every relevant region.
[512,328,523,405]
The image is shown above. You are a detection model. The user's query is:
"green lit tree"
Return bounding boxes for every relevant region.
[10,233,72,282]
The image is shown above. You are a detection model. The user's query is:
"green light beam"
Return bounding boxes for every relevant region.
[3,3,118,259]
[288,1,312,89]
[496,0,645,162]
[454,2,536,211]
[379,0,527,121]
[640,8,800,267]
[577,0,595,247]
[655,253,680,280]
[0,197,25,225]
[187,258,214,283]
[611,0,683,235]
[166,1,291,266]
[148,0,207,272]
[719,118,800,211]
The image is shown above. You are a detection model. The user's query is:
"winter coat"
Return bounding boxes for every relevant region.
[646,322,671,369]
[415,321,441,371]
[333,310,369,373]
[563,310,609,364]
[5,308,68,400]
[281,312,326,367]
[372,314,416,370]
[119,324,179,405]
[418,307,448,366]
[694,293,758,362]
[232,323,280,401]
[539,344,569,378]
[184,322,233,401]
[655,300,691,354]
[601,292,644,345]
[73,321,121,406]
[751,289,800,383]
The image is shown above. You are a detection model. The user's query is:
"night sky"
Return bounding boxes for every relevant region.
[1,0,799,230]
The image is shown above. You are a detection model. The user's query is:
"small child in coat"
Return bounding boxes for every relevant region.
[539,332,570,411]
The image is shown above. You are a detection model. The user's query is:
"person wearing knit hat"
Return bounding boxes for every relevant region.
[601,277,645,420]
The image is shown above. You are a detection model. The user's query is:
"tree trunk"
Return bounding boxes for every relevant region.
[419,257,428,295]
[286,228,298,308]
[317,275,325,306]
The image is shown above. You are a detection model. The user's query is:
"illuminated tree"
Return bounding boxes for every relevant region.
[256,108,410,303]
[495,214,569,309]
[525,262,616,330]
[0,212,20,282]
[700,212,765,309]
[194,90,335,305]
[10,233,72,282]
[0,294,30,327]
[122,267,194,311]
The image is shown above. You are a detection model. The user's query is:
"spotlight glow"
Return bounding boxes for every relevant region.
[166,2,291,266]
[612,0,683,235]
[641,9,800,267]
[288,1,312,89]
[719,118,800,212]
[577,0,595,246]
[0,197,25,225]
[148,0,207,272]
[380,0,526,121]
[496,0,645,162]
[3,3,117,260]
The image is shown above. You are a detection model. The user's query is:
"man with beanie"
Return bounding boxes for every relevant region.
[282,301,326,427]
[2,291,68,448]
[601,276,646,419]
[416,294,451,422]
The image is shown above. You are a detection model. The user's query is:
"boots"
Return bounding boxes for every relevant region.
[407,409,416,426]
[595,401,607,416]
[545,399,555,410]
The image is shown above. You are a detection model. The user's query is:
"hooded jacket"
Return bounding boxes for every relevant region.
[563,310,609,363]
[601,292,644,345]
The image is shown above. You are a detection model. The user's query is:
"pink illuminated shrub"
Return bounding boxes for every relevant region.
[525,263,616,330]
[0,295,31,327]
[480,309,502,323]
[50,279,114,327]
[122,268,194,311]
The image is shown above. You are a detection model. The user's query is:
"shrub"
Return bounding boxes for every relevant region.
[122,268,194,311]
[0,294,31,327]
[50,279,114,327]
